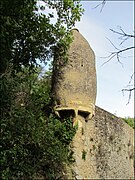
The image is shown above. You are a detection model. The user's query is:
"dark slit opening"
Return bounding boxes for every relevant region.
[78,110,90,119]
[58,109,75,119]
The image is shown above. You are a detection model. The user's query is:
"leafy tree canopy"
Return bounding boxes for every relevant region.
[0,0,84,73]
[0,0,83,178]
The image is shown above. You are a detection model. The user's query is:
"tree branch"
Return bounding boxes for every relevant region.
[101,30,134,104]
[93,7,135,104]
[110,27,135,46]
[93,0,106,13]
[110,28,135,38]
[101,46,134,66]
[122,88,135,105]
[128,72,135,85]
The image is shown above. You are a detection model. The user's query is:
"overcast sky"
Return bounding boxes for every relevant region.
[75,1,134,118]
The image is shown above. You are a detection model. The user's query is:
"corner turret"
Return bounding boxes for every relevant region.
[52,29,97,123]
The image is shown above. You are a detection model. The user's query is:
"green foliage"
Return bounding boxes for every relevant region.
[122,117,134,129]
[0,0,84,73]
[0,68,77,179]
[0,1,83,178]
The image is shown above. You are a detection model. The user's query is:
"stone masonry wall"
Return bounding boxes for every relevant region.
[66,106,134,179]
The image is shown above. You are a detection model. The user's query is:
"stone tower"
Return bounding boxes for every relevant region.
[52,29,97,123]
[51,29,134,179]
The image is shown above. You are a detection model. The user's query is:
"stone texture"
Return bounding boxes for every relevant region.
[68,106,134,179]
[52,29,97,121]
[52,29,134,179]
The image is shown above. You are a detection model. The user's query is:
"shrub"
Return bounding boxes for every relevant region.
[0,67,77,179]
[122,117,134,129]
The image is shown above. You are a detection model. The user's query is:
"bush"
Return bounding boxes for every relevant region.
[0,67,77,179]
[122,117,134,129]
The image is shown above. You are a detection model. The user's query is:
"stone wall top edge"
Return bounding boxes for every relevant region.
[95,105,134,131]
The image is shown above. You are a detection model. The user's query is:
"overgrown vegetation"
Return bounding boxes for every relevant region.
[0,67,77,179]
[0,0,83,179]
[0,0,83,74]
[122,117,134,129]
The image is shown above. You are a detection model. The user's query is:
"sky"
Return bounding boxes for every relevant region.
[75,1,134,118]
[37,1,134,118]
